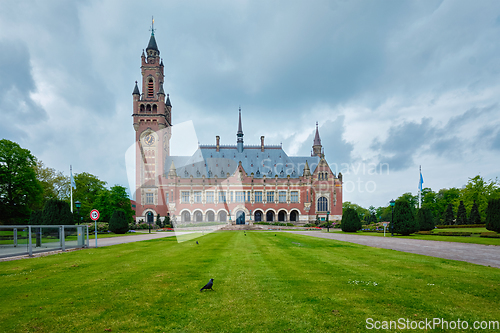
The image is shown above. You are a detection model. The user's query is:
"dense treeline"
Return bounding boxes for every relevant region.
[344,175,500,227]
[0,139,134,225]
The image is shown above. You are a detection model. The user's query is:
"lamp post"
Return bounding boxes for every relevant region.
[75,201,81,225]
[390,199,395,236]
[326,211,331,232]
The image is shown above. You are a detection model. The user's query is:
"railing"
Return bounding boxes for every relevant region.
[0,225,89,259]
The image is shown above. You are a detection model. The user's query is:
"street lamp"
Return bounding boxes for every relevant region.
[75,201,81,225]
[390,199,395,236]
[326,211,331,232]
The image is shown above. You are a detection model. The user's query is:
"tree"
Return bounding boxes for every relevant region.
[443,203,454,225]
[397,192,418,216]
[164,215,171,228]
[94,185,135,223]
[29,210,43,225]
[156,213,162,228]
[42,199,74,225]
[73,172,106,222]
[485,198,500,233]
[33,159,70,207]
[343,201,369,222]
[436,188,460,224]
[392,200,418,236]
[416,207,435,231]
[341,208,362,232]
[456,200,468,225]
[461,175,500,222]
[0,139,43,224]
[109,209,129,234]
[469,200,481,224]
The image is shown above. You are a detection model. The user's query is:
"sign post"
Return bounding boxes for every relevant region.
[90,209,100,248]
[383,222,388,237]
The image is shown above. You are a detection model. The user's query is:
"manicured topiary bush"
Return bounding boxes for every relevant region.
[485,198,500,233]
[341,208,362,232]
[109,209,129,234]
[469,200,481,224]
[29,210,43,225]
[417,207,435,231]
[443,203,455,225]
[392,200,418,236]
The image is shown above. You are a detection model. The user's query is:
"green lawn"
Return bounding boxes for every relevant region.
[329,229,500,246]
[0,232,499,332]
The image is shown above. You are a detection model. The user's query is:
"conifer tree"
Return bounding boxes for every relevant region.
[156,213,162,228]
[469,200,481,224]
[417,207,435,231]
[443,203,455,225]
[485,198,500,232]
[456,200,467,225]
[341,208,362,232]
[392,200,418,235]
[42,199,73,225]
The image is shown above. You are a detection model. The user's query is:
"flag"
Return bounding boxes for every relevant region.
[71,166,76,189]
[419,169,424,191]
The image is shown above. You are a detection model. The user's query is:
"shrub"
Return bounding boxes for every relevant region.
[42,199,74,225]
[480,232,500,238]
[435,224,485,229]
[341,208,362,232]
[417,207,435,231]
[392,200,418,236]
[485,198,500,233]
[435,231,472,237]
[109,209,129,234]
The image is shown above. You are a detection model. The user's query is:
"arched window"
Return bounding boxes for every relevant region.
[140,104,145,112]
[182,211,191,222]
[218,211,227,222]
[278,211,286,222]
[152,104,157,113]
[146,104,151,113]
[266,211,274,222]
[194,211,203,222]
[317,197,328,212]
[206,211,215,222]
[254,211,262,222]
[147,79,154,99]
[290,210,299,222]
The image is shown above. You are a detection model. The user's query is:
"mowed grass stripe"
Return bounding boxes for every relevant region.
[0,232,499,332]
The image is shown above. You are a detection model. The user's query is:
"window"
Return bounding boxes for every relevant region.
[146,193,154,204]
[317,197,328,212]
[219,191,226,203]
[291,191,299,203]
[279,191,286,203]
[235,191,245,203]
[247,191,251,202]
[165,193,169,204]
[325,173,328,180]
[230,191,234,203]
[194,191,202,203]
[147,79,154,98]
[181,191,190,203]
[267,191,275,203]
[206,191,214,203]
[255,191,262,203]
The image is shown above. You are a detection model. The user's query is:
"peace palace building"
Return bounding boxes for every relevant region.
[132,30,343,225]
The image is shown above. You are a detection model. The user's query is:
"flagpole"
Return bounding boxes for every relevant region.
[418,165,422,209]
[70,165,74,213]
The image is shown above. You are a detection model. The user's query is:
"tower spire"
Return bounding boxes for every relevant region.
[237,107,244,153]
[312,121,322,157]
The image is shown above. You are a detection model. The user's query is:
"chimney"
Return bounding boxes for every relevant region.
[261,136,265,152]
[216,136,220,152]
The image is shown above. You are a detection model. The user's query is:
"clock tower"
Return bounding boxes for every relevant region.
[132,23,172,218]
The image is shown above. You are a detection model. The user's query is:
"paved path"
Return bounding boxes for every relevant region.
[284,231,500,269]
[87,232,194,248]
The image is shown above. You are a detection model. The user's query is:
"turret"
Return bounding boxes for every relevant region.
[312,122,322,157]
[237,107,244,153]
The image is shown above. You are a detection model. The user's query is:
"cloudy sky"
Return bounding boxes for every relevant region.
[1,0,499,208]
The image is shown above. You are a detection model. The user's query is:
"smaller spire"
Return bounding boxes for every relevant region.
[303,160,311,177]
[237,107,243,136]
[158,82,165,96]
[166,94,172,107]
[168,160,177,178]
[132,81,140,95]
[313,121,321,146]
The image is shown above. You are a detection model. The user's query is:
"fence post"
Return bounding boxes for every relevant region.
[86,225,89,248]
[13,228,17,247]
[28,226,32,256]
[61,226,65,251]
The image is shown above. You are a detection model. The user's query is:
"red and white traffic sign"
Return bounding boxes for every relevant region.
[90,209,100,221]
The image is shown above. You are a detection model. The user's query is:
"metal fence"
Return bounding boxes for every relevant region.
[0,225,89,259]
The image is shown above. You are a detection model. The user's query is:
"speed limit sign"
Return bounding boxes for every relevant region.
[90,209,100,221]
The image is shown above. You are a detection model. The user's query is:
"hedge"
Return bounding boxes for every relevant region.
[480,232,500,238]
[435,224,485,229]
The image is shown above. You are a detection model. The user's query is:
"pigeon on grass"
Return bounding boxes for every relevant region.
[200,278,214,292]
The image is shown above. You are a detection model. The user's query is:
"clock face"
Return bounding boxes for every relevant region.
[144,134,155,146]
